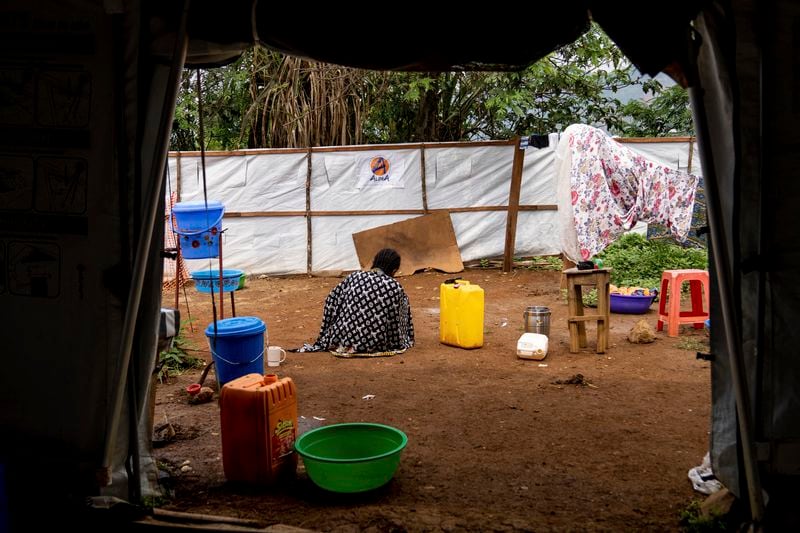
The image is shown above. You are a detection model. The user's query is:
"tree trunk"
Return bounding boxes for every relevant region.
[413,85,440,142]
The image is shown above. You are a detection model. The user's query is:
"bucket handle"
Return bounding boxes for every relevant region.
[171,209,225,236]
[210,348,264,366]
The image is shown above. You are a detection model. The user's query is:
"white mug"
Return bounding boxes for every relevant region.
[267,346,287,367]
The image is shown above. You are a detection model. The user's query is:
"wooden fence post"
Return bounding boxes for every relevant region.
[502,137,525,272]
[306,147,313,274]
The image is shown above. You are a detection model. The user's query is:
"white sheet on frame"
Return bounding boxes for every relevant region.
[169,153,307,212]
[520,145,557,205]
[167,138,696,275]
[183,216,307,276]
[312,150,423,211]
[311,214,415,272]
[624,142,703,176]
[425,145,515,208]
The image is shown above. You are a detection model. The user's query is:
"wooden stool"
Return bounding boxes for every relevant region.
[564,267,611,353]
[657,269,709,337]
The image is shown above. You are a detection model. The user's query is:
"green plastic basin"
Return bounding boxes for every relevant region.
[294,423,408,493]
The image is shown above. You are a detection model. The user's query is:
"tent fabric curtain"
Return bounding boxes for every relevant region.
[7,0,799,527]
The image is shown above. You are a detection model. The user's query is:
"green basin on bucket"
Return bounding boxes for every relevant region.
[294,423,408,493]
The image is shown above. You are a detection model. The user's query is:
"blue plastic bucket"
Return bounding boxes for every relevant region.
[191,269,244,294]
[172,200,225,259]
[205,316,266,387]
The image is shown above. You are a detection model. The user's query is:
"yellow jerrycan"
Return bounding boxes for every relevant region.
[439,278,484,349]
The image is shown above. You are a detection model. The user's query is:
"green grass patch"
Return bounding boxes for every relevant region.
[679,500,729,532]
[141,495,170,509]
[560,287,598,307]
[597,233,707,290]
[157,322,205,382]
[525,255,564,271]
[473,256,563,270]
[676,335,709,352]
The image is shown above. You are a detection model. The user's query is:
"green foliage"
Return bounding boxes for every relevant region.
[527,256,564,271]
[244,48,375,148]
[676,336,709,352]
[363,71,488,142]
[478,24,637,139]
[617,85,694,137]
[141,495,169,509]
[560,287,598,307]
[582,288,599,307]
[597,233,708,290]
[679,500,728,532]
[157,324,204,383]
[170,24,694,149]
[363,24,667,142]
[171,53,252,150]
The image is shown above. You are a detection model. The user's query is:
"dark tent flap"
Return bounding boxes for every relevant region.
[162,1,703,74]
[590,1,706,78]
[253,4,592,71]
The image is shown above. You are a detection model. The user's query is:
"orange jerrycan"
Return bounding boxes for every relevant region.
[439,278,484,349]
[219,373,298,484]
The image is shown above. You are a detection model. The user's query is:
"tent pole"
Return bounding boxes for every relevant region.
[102,0,190,482]
[176,151,182,199]
[218,231,224,319]
[175,235,181,310]
[689,84,765,523]
[174,154,183,311]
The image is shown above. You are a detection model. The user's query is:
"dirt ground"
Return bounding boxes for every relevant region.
[153,268,711,532]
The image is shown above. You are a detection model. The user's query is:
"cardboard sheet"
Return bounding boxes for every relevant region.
[352,211,464,276]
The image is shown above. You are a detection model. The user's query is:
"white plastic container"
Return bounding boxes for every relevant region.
[516,333,549,360]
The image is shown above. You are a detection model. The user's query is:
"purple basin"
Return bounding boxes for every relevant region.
[610,293,656,314]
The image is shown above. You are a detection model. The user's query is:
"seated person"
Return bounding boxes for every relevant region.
[297,248,414,354]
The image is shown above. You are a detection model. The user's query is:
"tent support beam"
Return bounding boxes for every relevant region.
[223,205,557,218]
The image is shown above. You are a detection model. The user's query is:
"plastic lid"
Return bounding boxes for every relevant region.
[204,316,265,337]
[262,374,278,384]
[173,200,224,212]
[519,332,548,342]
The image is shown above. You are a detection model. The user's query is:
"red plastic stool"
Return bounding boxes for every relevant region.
[657,269,709,337]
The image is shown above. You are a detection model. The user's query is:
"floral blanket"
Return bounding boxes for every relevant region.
[556,124,699,261]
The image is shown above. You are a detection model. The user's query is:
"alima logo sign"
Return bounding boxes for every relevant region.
[355,153,405,189]
[369,156,390,182]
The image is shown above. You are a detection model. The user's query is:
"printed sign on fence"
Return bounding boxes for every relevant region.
[355,154,406,189]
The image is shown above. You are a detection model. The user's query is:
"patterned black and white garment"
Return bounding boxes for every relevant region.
[299,269,414,354]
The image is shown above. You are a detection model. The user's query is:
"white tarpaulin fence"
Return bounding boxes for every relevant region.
[166,136,701,276]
